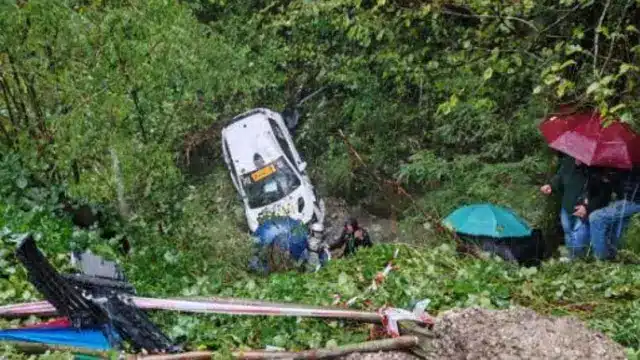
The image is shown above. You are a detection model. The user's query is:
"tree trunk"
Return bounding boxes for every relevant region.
[235,336,418,359]
[6,53,30,127]
[130,88,149,143]
[0,119,13,146]
[0,72,24,129]
[130,336,419,360]
[26,74,47,136]
[0,76,17,128]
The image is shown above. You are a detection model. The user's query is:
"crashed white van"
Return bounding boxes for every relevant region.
[221,108,326,232]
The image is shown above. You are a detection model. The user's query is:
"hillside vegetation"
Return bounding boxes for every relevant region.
[1,0,640,358]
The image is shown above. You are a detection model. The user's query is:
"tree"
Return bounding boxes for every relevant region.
[0,0,282,212]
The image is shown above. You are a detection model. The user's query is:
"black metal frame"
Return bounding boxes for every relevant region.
[15,235,180,354]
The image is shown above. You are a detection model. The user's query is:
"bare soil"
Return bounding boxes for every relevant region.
[342,351,418,360]
[342,306,626,360]
[324,197,409,245]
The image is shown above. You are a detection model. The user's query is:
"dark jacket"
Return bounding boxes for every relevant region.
[583,168,614,213]
[549,156,611,214]
[611,170,640,203]
[330,228,372,256]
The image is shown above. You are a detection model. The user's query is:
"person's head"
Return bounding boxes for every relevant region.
[345,217,359,233]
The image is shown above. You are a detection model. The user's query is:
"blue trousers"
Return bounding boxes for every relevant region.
[560,209,590,259]
[588,200,640,260]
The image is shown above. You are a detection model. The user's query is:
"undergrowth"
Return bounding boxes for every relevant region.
[1,154,639,359]
[2,1,640,358]
[1,198,640,358]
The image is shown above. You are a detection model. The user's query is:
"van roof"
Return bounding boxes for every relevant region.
[222,112,281,175]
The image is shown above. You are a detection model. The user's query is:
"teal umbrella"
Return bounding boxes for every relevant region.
[442,203,532,238]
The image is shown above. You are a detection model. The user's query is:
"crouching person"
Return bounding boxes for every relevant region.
[330,218,373,257]
[588,169,640,260]
[302,223,329,272]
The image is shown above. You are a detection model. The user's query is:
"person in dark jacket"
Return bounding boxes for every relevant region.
[587,169,640,260]
[540,155,612,258]
[330,218,373,257]
[570,166,615,256]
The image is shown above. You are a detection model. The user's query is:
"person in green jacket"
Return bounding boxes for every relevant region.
[540,154,612,259]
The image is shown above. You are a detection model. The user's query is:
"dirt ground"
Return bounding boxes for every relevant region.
[342,351,418,360]
[323,197,409,246]
[342,306,626,360]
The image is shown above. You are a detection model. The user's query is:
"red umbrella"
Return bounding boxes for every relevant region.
[539,111,640,169]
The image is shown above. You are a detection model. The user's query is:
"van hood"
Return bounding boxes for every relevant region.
[247,187,314,232]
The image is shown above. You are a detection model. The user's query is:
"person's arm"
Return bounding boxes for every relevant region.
[548,158,566,191]
[573,170,594,217]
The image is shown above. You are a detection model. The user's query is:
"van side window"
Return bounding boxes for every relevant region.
[268,118,296,165]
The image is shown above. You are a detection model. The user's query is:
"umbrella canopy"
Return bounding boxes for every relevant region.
[442,203,532,238]
[539,111,640,169]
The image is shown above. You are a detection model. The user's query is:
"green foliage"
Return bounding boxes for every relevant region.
[2,0,640,358]
[2,0,639,225]
[1,162,639,355]
[119,169,254,296]
[0,341,75,360]
[621,215,640,254]
[1,0,639,207]
[0,0,283,213]
[187,0,639,205]
[2,199,640,353]
[397,154,550,227]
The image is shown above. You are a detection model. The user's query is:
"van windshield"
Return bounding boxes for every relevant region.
[241,157,301,209]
